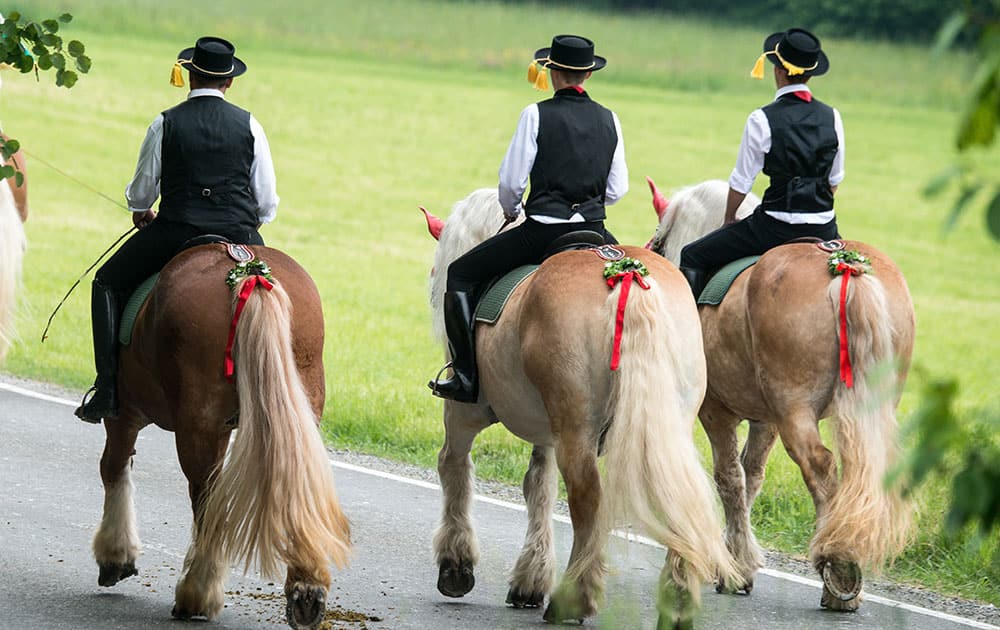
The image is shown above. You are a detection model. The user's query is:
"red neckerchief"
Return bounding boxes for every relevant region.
[791,90,812,102]
[570,85,584,94]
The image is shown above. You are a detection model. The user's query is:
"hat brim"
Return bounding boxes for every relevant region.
[177,47,247,78]
[762,32,828,77]
[533,47,607,72]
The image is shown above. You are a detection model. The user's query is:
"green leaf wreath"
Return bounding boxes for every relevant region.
[827,249,872,275]
[603,257,649,279]
[226,260,273,288]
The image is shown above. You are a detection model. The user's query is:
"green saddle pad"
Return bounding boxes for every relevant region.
[474,265,538,324]
[118,274,159,346]
[698,256,760,306]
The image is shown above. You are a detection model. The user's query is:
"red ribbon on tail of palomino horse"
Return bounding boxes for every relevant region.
[835,261,862,388]
[224,275,274,382]
[606,271,651,370]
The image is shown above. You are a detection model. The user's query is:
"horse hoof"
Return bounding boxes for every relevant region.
[715,575,753,595]
[97,562,138,587]
[821,559,863,603]
[542,592,587,624]
[656,614,694,630]
[286,584,327,629]
[506,586,545,608]
[437,558,475,598]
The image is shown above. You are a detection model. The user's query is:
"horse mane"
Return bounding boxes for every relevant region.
[650,180,758,264]
[428,188,523,344]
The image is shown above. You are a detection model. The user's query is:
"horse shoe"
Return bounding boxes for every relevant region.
[821,560,863,602]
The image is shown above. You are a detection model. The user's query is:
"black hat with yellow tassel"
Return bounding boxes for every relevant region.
[170,36,247,88]
[750,28,828,80]
[528,34,606,91]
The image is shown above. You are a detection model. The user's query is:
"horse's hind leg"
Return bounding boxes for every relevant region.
[775,410,861,611]
[507,444,556,608]
[742,420,778,507]
[434,403,490,598]
[172,429,231,621]
[544,433,603,623]
[700,399,760,593]
[92,419,141,587]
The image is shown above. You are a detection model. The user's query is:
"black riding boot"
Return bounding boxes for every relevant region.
[74,281,120,423]
[428,291,478,403]
[680,267,708,301]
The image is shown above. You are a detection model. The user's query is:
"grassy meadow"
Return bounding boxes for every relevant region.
[5,0,999,605]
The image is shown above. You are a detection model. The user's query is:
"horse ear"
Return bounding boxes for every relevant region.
[646,176,670,221]
[420,206,444,241]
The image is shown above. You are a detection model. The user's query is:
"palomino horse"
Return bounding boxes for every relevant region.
[646,179,915,611]
[423,189,738,628]
[91,243,350,629]
[0,135,28,362]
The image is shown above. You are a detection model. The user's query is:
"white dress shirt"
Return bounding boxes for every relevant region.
[498,101,628,223]
[124,88,279,224]
[728,84,845,224]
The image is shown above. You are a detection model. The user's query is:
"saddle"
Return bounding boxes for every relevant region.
[474,230,607,325]
[118,236,253,345]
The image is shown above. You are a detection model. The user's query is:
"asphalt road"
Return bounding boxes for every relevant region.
[1,379,995,630]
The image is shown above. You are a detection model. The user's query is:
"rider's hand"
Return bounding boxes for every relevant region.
[132,209,156,229]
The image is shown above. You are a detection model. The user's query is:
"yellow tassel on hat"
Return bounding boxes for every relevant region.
[527,60,539,84]
[750,53,766,80]
[170,61,185,87]
[532,65,549,91]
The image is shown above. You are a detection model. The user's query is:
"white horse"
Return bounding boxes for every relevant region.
[645,178,914,611]
[423,189,738,628]
[0,141,28,363]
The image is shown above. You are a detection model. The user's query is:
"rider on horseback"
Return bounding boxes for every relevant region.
[428,34,629,402]
[678,28,845,298]
[75,36,279,422]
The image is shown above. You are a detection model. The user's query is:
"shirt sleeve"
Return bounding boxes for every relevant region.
[124,115,163,212]
[249,114,279,224]
[728,109,769,195]
[829,107,846,187]
[604,111,629,205]
[498,104,539,216]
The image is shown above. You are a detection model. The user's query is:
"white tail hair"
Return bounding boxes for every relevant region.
[428,188,522,345]
[811,274,912,570]
[648,179,757,264]
[589,276,740,604]
[0,179,25,362]
[197,277,351,579]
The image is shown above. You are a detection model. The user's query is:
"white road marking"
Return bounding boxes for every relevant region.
[3,380,996,630]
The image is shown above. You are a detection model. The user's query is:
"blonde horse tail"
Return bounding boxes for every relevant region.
[813,273,911,571]
[198,277,351,580]
[0,179,25,363]
[597,279,739,607]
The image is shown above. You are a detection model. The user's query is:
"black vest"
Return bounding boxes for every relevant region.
[158,96,258,232]
[760,94,838,214]
[524,89,617,221]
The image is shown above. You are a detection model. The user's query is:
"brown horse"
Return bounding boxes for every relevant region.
[0,134,28,362]
[424,189,738,628]
[646,179,915,611]
[90,243,351,629]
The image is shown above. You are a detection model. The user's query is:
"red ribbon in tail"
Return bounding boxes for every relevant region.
[606,271,651,370]
[224,275,274,382]
[835,262,861,388]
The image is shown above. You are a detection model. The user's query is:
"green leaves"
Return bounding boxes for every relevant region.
[0,11,90,87]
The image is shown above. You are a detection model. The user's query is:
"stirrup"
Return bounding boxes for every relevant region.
[74,386,109,424]
[427,361,454,396]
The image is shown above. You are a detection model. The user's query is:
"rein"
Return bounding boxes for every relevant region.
[30,147,135,342]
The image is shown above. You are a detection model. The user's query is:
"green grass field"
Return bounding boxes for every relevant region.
[6,0,999,605]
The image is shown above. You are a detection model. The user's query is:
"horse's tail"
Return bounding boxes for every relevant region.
[596,278,739,606]
[812,273,911,571]
[0,179,25,362]
[199,276,351,579]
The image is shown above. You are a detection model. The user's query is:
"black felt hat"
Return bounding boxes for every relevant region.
[533,35,606,72]
[752,28,828,79]
[176,36,246,79]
